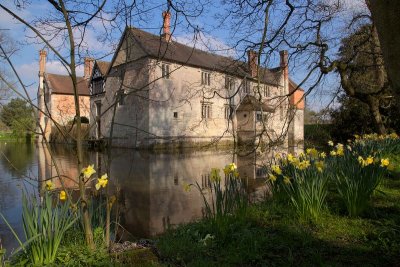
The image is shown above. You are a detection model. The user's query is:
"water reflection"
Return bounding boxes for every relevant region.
[1,143,271,252]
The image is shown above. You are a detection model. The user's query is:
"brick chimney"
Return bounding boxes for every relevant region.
[280,50,288,79]
[84,57,94,79]
[248,50,258,77]
[39,50,47,77]
[162,11,171,42]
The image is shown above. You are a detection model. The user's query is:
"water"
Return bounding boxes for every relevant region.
[0,142,269,253]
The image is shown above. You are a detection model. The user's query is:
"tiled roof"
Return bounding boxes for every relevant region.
[128,27,283,85]
[45,73,89,96]
[96,61,110,76]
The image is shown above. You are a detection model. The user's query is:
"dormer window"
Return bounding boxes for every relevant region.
[161,63,170,79]
[92,79,104,95]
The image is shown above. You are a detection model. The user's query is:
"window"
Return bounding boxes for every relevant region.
[201,102,212,119]
[224,105,234,119]
[201,71,211,86]
[225,76,235,90]
[256,112,263,122]
[161,63,170,79]
[264,85,270,97]
[173,112,178,118]
[92,79,104,95]
[117,90,126,106]
[243,79,250,94]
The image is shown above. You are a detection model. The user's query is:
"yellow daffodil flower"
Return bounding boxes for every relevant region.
[59,190,67,200]
[336,148,344,156]
[330,150,337,156]
[82,164,96,179]
[389,133,398,139]
[380,158,390,168]
[271,165,282,175]
[223,163,237,175]
[315,160,324,172]
[287,153,295,163]
[366,156,374,165]
[283,176,291,184]
[233,170,240,178]
[95,173,108,190]
[183,182,191,192]
[45,180,55,190]
[306,148,318,158]
[269,173,277,182]
[210,168,221,182]
[320,152,326,159]
[328,140,334,146]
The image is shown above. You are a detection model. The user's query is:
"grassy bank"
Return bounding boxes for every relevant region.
[157,172,400,266]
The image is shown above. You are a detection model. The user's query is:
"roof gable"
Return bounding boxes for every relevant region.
[45,73,89,96]
[107,26,283,85]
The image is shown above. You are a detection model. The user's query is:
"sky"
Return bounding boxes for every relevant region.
[0,0,368,111]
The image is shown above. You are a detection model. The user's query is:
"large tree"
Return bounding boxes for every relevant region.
[0,98,35,137]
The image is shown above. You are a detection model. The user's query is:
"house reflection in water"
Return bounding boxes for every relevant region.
[37,145,270,238]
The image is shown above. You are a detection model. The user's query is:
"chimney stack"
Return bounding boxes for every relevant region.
[162,11,171,42]
[247,50,258,77]
[39,50,47,77]
[280,50,288,77]
[84,57,94,80]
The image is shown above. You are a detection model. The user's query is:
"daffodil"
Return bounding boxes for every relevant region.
[95,173,108,190]
[59,190,67,200]
[297,160,311,170]
[223,163,237,175]
[336,148,344,156]
[210,168,221,182]
[306,148,318,158]
[389,132,398,139]
[283,176,291,184]
[330,150,337,156]
[233,170,240,178]
[320,152,326,159]
[82,164,96,179]
[45,180,55,190]
[269,173,277,182]
[380,158,390,168]
[315,160,324,172]
[328,140,334,146]
[183,182,191,192]
[271,165,282,175]
[366,156,374,165]
[287,153,295,163]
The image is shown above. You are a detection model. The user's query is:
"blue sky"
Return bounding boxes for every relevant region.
[0,0,368,111]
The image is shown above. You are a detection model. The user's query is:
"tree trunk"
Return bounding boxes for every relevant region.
[367,96,386,135]
[367,0,400,93]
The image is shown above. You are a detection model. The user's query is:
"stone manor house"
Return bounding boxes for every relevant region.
[38,11,304,150]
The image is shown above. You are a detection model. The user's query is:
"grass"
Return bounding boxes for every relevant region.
[157,171,400,266]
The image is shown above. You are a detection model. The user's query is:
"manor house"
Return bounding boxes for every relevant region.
[37,50,92,141]
[89,11,304,151]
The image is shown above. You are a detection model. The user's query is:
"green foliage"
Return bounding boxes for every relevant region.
[304,124,332,150]
[190,165,248,221]
[269,151,328,222]
[330,95,376,142]
[330,151,385,217]
[157,193,400,266]
[20,192,77,265]
[0,98,35,139]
